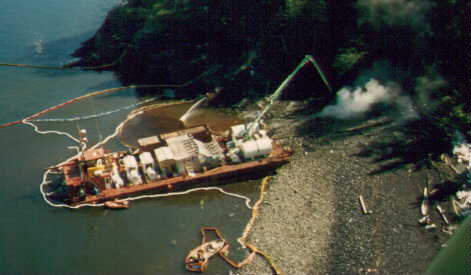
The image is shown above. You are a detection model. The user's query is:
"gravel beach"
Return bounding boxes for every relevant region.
[237,101,454,275]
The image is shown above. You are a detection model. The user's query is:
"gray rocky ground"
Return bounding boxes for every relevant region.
[235,101,455,275]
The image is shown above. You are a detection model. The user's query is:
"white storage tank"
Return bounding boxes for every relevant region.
[241,140,259,159]
[122,155,142,185]
[256,136,273,156]
[231,124,247,140]
[139,152,155,166]
[139,152,159,181]
[154,146,175,173]
[123,155,139,170]
[137,135,162,148]
[240,137,273,160]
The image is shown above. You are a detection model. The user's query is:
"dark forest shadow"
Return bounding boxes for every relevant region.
[353,118,451,175]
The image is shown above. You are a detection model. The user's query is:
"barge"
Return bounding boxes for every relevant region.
[46,123,292,206]
[41,55,334,207]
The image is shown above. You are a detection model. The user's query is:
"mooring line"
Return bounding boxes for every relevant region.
[105,187,253,209]
[22,120,81,143]
[40,165,254,210]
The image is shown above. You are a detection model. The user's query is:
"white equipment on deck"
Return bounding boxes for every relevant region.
[111,162,124,189]
[139,152,159,181]
[122,155,143,185]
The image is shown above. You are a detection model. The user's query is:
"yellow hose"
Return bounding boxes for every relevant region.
[194,176,284,275]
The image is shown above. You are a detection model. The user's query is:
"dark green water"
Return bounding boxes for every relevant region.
[0,1,257,274]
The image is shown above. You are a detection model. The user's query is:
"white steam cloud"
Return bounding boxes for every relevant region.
[356,0,434,32]
[319,79,417,119]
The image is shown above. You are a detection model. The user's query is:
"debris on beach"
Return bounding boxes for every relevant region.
[424,224,437,231]
[453,190,471,217]
[435,205,449,225]
[451,132,471,217]
[418,216,431,225]
[441,224,459,235]
[358,195,371,215]
[420,187,429,216]
[453,138,471,169]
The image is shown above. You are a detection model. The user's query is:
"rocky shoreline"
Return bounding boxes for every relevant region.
[233,101,457,275]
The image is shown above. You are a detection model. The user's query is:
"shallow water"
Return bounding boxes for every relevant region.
[0,2,256,274]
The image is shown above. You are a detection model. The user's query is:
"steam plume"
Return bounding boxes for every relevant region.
[319,79,417,119]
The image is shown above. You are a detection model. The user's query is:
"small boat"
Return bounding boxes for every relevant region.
[104,200,130,209]
[185,239,228,272]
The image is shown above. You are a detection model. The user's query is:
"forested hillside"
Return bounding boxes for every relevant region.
[73,0,469,137]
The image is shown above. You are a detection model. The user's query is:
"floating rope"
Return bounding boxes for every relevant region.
[222,176,284,275]
[30,97,157,122]
[0,47,129,71]
[23,119,81,143]
[238,177,268,245]
[80,47,130,71]
[0,84,185,129]
[0,63,70,70]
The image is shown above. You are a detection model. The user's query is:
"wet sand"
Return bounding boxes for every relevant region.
[237,101,453,275]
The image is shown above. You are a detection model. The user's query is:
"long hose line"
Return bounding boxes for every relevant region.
[0,84,186,129]
[0,47,129,71]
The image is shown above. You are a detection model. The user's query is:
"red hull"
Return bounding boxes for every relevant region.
[73,153,289,206]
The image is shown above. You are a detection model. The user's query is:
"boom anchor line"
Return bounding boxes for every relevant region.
[0,47,130,71]
[0,59,225,130]
[0,84,186,129]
